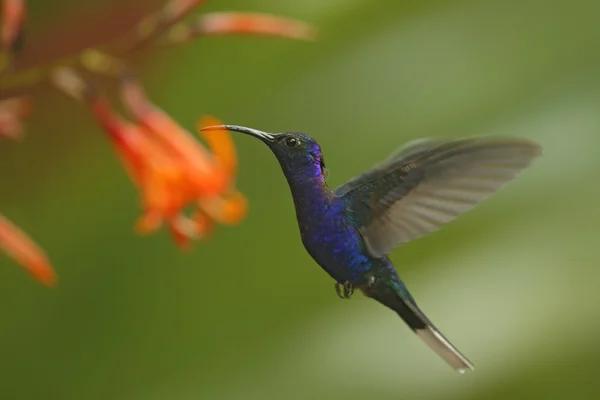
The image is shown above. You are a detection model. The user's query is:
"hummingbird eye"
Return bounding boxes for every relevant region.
[285,137,299,147]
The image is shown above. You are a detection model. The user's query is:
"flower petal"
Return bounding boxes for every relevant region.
[191,209,214,237]
[196,12,316,40]
[90,96,184,191]
[198,190,248,225]
[0,214,56,287]
[197,115,237,176]
[135,210,164,235]
[119,76,228,195]
[0,96,31,140]
[167,215,198,249]
[1,0,26,53]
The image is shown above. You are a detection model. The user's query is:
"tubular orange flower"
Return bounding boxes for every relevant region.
[91,99,198,242]
[162,12,316,45]
[197,115,237,176]
[197,12,317,40]
[0,214,56,287]
[1,0,316,284]
[118,77,248,239]
[50,67,246,248]
[196,117,247,225]
[119,75,228,196]
[0,96,30,139]
[0,0,25,52]
[105,77,246,246]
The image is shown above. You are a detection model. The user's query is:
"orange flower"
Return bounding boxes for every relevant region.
[1,0,25,52]
[0,214,56,287]
[197,12,316,40]
[0,0,25,73]
[0,96,31,140]
[0,0,316,285]
[119,76,228,196]
[83,75,247,248]
[162,11,316,45]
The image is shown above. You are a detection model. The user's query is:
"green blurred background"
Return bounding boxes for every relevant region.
[1,0,600,399]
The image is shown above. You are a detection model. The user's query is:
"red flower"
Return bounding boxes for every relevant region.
[0,214,56,287]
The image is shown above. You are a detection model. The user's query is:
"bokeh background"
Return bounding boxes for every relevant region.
[2,1,600,399]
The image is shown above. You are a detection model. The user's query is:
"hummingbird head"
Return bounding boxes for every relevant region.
[201,124,328,181]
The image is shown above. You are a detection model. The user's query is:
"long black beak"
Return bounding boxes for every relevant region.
[201,125,275,143]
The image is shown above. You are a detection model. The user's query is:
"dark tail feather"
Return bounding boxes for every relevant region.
[367,283,475,373]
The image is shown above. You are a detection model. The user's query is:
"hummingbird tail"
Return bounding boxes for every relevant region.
[414,321,474,374]
[368,280,475,373]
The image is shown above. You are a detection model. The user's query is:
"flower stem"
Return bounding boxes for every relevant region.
[0,0,204,101]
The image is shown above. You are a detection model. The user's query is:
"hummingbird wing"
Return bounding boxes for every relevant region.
[334,137,541,258]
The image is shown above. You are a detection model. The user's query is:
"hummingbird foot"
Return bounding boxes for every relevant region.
[335,281,355,299]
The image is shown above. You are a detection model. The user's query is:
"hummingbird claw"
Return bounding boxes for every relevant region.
[335,281,354,299]
[344,282,354,298]
[335,282,343,298]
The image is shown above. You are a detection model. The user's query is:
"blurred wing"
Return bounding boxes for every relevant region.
[335,137,541,258]
[334,138,453,197]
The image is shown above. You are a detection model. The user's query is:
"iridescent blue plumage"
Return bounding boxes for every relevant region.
[264,132,372,284]
[201,124,542,374]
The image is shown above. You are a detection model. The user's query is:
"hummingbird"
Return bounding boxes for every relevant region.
[201,123,541,373]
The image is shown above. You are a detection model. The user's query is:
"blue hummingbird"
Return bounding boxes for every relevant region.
[201,124,541,373]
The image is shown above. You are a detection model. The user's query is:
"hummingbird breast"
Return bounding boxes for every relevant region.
[293,190,373,284]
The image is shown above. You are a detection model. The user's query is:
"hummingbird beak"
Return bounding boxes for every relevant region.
[201,125,275,143]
